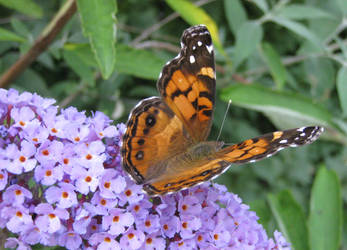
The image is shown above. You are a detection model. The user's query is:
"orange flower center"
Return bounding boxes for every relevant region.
[19,156,26,162]
[125,190,132,196]
[48,213,56,219]
[104,182,110,189]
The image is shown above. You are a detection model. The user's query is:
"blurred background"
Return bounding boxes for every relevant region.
[0,0,346,249]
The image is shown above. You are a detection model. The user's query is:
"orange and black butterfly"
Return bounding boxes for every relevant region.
[122,25,324,196]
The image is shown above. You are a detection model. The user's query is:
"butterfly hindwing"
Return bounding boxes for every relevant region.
[143,126,324,195]
[157,25,216,142]
[217,126,324,164]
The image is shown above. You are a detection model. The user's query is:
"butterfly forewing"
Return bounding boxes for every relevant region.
[122,97,193,184]
[157,25,216,142]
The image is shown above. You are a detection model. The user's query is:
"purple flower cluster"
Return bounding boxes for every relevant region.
[0,89,290,249]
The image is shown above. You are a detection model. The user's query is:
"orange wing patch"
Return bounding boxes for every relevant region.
[122,97,193,184]
[157,25,216,142]
[218,127,323,164]
[159,69,215,142]
[198,67,215,79]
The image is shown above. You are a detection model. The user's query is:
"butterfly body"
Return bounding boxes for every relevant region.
[121,25,324,196]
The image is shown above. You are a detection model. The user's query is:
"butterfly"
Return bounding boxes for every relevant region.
[121,25,324,196]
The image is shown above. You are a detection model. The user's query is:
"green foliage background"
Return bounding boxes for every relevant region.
[0,0,346,249]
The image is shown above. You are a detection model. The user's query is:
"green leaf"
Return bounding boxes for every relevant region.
[233,21,263,68]
[14,69,49,96]
[336,0,347,16]
[267,190,309,250]
[224,0,247,34]
[337,67,347,116]
[11,18,30,37]
[77,0,117,79]
[165,0,223,53]
[63,44,98,68]
[251,0,268,12]
[0,27,25,42]
[115,45,166,80]
[63,46,95,85]
[277,4,335,20]
[309,167,342,250]
[220,84,347,144]
[249,199,272,233]
[0,0,43,18]
[271,17,323,50]
[304,58,335,99]
[220,84,332,127]
[261,43,287,90]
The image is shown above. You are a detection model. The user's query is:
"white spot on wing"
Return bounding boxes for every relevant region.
[192,46,196,50]
[297,127,305,132]
[197,41,202,46]
[279,139,287,144]
[190,55,195,64]
[206,44,213,54]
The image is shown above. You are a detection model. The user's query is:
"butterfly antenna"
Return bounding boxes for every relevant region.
[216,99,232,142]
